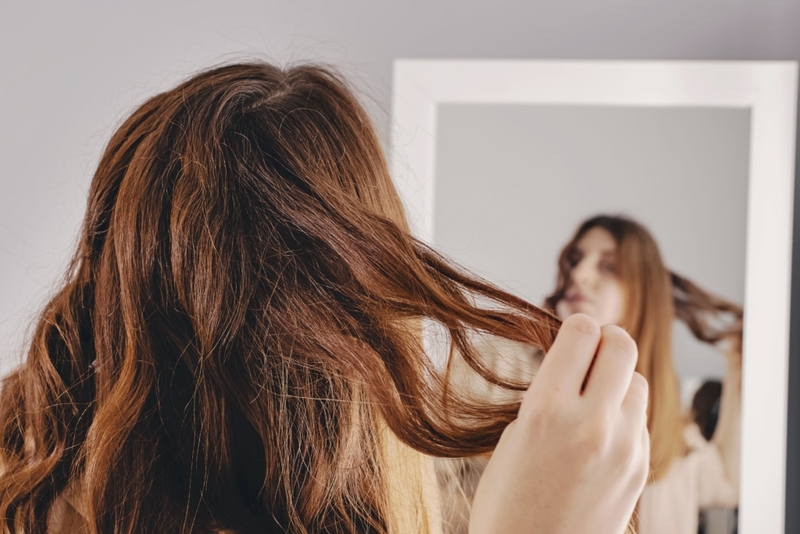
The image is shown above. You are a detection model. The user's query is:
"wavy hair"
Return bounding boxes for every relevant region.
[0,63,560,534]
[545,215,742,481]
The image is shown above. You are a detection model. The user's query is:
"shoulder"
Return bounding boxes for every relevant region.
[48,480,90,534]
[48,495,90,534]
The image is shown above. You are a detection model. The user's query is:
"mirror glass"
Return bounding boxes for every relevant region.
[433,103,748,534]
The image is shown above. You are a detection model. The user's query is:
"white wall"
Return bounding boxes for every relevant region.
[1,0,799,376]
[433,104,750,381]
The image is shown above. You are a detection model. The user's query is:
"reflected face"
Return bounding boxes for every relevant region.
[556,227,625,326]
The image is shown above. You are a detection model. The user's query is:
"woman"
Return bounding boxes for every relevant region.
[546,215,742,534]
[0,63,648,533]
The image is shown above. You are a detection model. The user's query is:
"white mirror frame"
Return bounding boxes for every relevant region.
[390,60,798,533]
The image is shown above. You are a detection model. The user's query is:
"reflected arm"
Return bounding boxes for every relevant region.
[710,342,742,492]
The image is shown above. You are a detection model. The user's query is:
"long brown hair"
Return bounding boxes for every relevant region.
[0,63,560,534]
[545,215,742,481]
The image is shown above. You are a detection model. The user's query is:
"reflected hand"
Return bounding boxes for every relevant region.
[721,319,743,367]
[470,314,650,534]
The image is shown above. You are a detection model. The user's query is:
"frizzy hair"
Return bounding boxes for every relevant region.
[545,215,742,481]
[0,62,560,534]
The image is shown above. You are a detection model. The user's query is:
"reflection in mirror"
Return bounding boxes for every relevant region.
[433,105,748,534]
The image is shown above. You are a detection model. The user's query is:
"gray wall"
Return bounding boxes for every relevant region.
[2,0,799,376]
[433,104,750,382]
[2,1,799,529]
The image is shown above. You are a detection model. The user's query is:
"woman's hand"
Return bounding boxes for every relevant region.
[470,314,650,534]
[723,320,743,368]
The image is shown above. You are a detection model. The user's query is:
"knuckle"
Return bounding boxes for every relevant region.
[564,314,601,339]
[601,325,638,360]
[630,372,649,399]
[578,414,613,457]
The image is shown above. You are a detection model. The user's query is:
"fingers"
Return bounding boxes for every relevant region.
[639,422,652,488]
[626,372,650,489]
[622,372,649,425]
[583,325,638,407]
[533,314,602,397]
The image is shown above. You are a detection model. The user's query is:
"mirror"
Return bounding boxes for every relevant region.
[435,103,747,385]
[390,60,797,534]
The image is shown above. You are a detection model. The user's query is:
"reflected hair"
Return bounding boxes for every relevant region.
[545,215,742,480]
[0,62,560,534]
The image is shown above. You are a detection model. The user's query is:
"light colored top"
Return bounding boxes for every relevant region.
[638,423,738,534]
[437,336,542,534]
